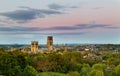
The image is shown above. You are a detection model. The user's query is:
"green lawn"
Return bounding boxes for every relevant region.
[39,72,66,76]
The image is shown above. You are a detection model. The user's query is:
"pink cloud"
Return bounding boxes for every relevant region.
[25,8,120,28]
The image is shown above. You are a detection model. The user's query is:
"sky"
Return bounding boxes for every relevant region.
[0,0,120,44]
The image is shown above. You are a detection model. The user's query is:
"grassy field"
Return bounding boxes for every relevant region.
[39,72,66,76]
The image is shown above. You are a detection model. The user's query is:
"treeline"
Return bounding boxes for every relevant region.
[0,49,120,76]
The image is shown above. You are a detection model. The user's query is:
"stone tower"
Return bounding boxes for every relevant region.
[31,41,38,53]
[47,36,53,51]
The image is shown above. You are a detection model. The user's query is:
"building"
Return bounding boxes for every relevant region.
[31,41,38,53]
[47,36,54,51]
[61,44,67,52]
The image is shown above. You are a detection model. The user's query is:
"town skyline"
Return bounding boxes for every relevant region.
[0,0,120,44]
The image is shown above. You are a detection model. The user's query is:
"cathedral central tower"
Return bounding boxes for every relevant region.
[47,36,53,51]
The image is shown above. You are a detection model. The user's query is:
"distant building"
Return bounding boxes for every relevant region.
[61,44,67,52]
[47,36,54,51]
[31,41,38,53]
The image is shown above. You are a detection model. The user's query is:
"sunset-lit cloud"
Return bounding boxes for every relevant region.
[0,23,119,34]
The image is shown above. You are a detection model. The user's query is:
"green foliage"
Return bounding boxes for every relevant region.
[17,55,27,69]
[12,66,22,76]
[107,57,120,66]
[22,65,38,76]
[39,72,66,76]
[63,52,82,63]
[114,64,120,76]
[0,50,120,76]
[92,64,107,72]
[0,52,19,76]
[88,70,104,76]
[106,71,116,76]
[67,71,80,76]
[74,63,82,73]
[81,64,91,76]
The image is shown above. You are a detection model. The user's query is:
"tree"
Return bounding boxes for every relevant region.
[67,71,80,76]
[81,64,91,76]
[17,55,27,69]
[22,65,38,76]
[92,64,107,72]
[74,63,82,73]
[12,66,22,76]
[115,64,120,76]
[88,70,104,76]
[36,61,56,72]
[0,53,19,76]
[107,57,120,66]
[63,52,82,63]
